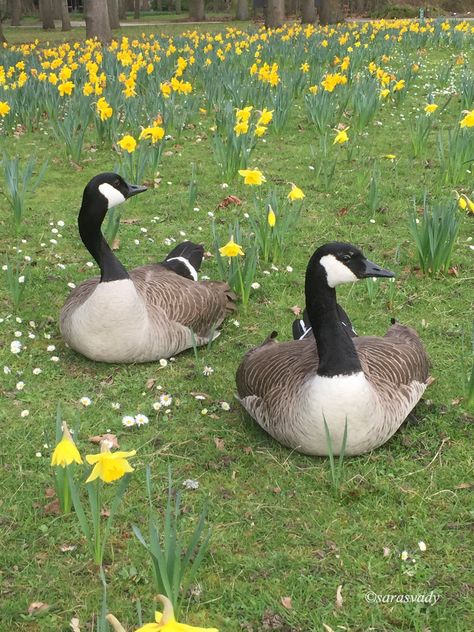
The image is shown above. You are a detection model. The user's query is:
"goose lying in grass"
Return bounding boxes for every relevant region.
[60,173,235,363]
[236,242,431,456]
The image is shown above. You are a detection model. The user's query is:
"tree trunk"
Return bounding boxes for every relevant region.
[133,0,139,19]
[0,20,6,43]
[318,0,343,25]
[10,0,22,26]
[118,0,127,20]
[301,0,315,23]
[39,0,56,29]
[265,0,284,28]
[175,0,181,14]
[55,0,71,30]
[85,0,112,41]
[107,0,120,28]
[155,0,162,11]
[189,0,205,21]
[235,0,248,20]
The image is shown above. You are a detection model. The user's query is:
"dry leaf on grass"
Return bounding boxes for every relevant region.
[323,625,335,632]
[455,482,472,489]
[280,596,292,609]
[145,378,156,390]
[89,434,119,449]
[43,499,61,515]
[60,544,77,553]
[111,239,120,251]
[290,305,302,316]
[28,602,49,616]
[70,617,81,632]
[335,584,343,609]
[214,437,225,450]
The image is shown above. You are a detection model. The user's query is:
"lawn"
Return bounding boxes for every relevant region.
[0,17,473,632]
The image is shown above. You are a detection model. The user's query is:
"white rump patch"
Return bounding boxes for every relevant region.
[166,256,198,281]
[320,254,358,287]
[98,182,126,209]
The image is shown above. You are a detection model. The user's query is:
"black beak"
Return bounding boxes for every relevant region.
[361,258,395,279]
[125,183,148,199]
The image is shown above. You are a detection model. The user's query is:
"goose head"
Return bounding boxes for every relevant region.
[81,172,148,221]
[310,242,395,289]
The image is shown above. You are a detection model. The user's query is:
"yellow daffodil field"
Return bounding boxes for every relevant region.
[1,16,473,631]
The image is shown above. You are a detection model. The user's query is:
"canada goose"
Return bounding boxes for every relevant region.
[236,242,431,456]
[60,173,235,363]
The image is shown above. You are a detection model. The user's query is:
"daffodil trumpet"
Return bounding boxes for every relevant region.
[67,440,135,565]
[107,594,219,632]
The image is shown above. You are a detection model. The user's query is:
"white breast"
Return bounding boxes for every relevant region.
[292,372,384,455]
[65,280,150,362]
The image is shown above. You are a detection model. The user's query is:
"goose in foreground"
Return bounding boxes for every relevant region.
[236,242,431,456]
[60,173,235,363]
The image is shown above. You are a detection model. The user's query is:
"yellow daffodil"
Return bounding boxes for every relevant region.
[236,105,253,123]
[457,194,474,212]
[257,108,273,126]
[238,168,265,185]
[393,79,405,92]
[51,422,83,468]
[140,126,165,143]
[380,88,390,99]
[85,445,136,484]
[300,62,309,73]
[107,595,218,632]
[267,205,276,227]
[287,183,305,201]
[458,196,467,210]
[460,109,474,128]
[424,103,438,114]
[219,236,245,258]
[383,154,397,161]
[0,101,10,116]
[117,134,137,153]
[58,80,74,96]
[333,127,349,145]
[309,85,318,95]
[254,125,267,137]
[234,120,249,136]
[96,97,113,121]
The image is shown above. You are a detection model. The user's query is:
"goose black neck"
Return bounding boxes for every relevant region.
[305,255,362,377]
[78,198,129,283]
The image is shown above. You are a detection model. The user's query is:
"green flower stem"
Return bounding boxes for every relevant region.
[94,479,102,565]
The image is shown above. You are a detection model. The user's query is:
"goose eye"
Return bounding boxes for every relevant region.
[341,254,351,262]
[114,179,120,187]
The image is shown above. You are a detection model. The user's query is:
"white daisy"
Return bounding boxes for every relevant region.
[80,397,91,407]
[111,402,121,410]
[51,356,59,362]
[159,394,173,407]
[16,381,25,390]
[401,550,409,561]
[47,345,56,352]
[4,366,11,374]
[21,410,29,418]
[418,541,427,552]
[122,415,136,427]
[251,282,261,289]
[152,401,162,411]
[202,366,214,376]
[159,358,168,367]
[32,368,42,375]
[221,401,230,411]
[135,414,149,426]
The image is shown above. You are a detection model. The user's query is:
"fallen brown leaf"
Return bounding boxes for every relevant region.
[217,195,242,209]
[214,437,225,451]
[280,596,292,610]
[43,499,61,515]
[336,584,343,610]
[89,434,120,449]
[70,617,81,632]
[383,547,391,557]
[121,218,139,225]
[44,487,56,498]
[455,482,473,489]
[290,305,302,316]
[60,544,77,553]
[28,602,49,616]
[337,206,349,217]
[146,377,156,390]
[111,239,120,251]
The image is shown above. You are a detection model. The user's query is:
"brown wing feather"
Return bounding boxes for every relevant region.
[130,264,235,335]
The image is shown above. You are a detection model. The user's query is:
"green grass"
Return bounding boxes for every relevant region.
[1,22,473,632]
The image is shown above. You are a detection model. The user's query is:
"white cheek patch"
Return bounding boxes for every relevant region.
[320,254,358,287]
[166,256,198,281]
[98,182,126,209]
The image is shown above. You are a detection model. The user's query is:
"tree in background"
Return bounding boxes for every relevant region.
[236,0,249,21]
[10,0,21,25]
[39,0,55,29]
[85,0,112,41]
[265,0,284,28]
[301,0,316,23]
[55,0,71,31]
[107,0,120,29]
[318,0,344,24]
[189,0,205,21]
